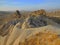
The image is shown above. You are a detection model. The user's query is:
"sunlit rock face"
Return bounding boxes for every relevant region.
[30,9,46,16]
[37,9,46,15]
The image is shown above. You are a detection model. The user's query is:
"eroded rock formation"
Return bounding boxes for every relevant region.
[30,9,46,16]
[15,10,21,18]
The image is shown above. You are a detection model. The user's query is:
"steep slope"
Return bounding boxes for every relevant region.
[0,21,60,45]
[6,25,60,45]
[0,10,60,45]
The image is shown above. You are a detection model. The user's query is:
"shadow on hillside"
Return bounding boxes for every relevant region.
[48,17,60,24]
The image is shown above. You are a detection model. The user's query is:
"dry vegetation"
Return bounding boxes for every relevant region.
[19,31,60,45]
[46,10,60,17]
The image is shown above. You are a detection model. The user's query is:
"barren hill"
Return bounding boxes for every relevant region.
[0,9,60,45]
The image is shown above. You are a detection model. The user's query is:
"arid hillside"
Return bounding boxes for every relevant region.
[0,9,60,45]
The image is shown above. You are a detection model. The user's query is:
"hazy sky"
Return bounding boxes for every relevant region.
[0,0,60,11]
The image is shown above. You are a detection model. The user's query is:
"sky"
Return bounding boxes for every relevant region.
[0,0,60,11]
